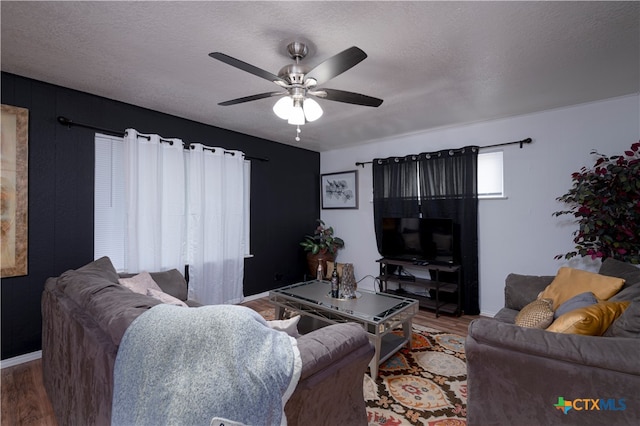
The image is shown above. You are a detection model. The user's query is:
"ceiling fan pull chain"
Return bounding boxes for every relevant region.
[295,125,301,142]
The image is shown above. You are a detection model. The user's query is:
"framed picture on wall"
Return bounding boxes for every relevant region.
[1,104,29,278]
[321,170,358,209]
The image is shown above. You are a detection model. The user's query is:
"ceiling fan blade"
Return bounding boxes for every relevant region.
[312,88,383,107]
[305,46,367,86]
[218,92,285,106]
[209,52,288,85]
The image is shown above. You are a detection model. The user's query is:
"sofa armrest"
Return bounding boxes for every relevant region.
[504,273,554,310]
[285,322,374,426]
[466,319,640,425]
[295,322,374,383]
[468,319,640,374]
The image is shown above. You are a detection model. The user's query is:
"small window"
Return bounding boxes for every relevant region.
[94,133,126,270]
[478,151,504,198]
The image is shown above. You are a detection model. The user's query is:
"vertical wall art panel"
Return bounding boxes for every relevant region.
[1,104,28,277]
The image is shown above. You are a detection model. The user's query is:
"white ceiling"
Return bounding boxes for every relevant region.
[2,1,638,152]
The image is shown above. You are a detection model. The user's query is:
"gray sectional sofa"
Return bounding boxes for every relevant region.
[42,257,375,426]
[465,258,640,425]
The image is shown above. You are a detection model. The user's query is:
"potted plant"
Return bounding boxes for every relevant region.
[553,141,640,264]
[300,219,345,276]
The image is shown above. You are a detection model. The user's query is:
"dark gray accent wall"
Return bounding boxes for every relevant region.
[1,72,320,359]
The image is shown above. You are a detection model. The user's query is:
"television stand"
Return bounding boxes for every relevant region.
[377,258,462,317]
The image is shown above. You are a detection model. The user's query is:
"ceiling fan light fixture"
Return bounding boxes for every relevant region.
[288,102,306,125]
[303,98,323,122]
[273,96,293,120]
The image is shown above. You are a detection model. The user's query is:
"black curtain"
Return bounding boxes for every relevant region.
[372,146,479,315]
[372,157,421,252]
[418,147,479,315]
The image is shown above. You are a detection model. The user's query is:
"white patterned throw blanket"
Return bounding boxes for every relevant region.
[112,304,301,426]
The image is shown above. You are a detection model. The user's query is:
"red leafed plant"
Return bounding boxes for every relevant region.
[553,141,640,264]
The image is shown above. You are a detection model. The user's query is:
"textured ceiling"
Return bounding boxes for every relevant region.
[1,1,638,152]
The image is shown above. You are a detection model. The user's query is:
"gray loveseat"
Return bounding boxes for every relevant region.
[465,258,640,425]
[42,257,374,426]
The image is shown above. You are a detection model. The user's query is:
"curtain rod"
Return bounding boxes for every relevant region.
[57,116,269,162]
[354,137,532,167]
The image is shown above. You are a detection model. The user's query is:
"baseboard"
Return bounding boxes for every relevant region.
[243,291,268,302]
[1,350,42,369]
[480,309,497,318]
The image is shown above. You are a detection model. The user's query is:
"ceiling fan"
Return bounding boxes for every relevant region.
[209,41,383,138]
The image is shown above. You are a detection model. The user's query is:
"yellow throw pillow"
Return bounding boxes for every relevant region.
[546,300,630,335]
[515,298,555,329]
[539,267,625,310]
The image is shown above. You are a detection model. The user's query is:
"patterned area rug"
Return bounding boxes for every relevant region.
[257,310,467,425]
[364,324,467,425]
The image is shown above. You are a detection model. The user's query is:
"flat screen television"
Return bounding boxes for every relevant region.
[380,217,456,264]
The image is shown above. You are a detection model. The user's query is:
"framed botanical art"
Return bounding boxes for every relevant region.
[1,104,29,278]
[321,170,358,209]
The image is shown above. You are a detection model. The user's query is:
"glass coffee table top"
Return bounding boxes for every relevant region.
[269,280,416,324]
[270,280,419,377]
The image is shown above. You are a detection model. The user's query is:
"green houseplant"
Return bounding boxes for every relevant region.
[553,141,640,264]
[300,219,345,276]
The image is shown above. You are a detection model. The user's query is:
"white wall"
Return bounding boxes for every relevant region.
[320,94,640,316]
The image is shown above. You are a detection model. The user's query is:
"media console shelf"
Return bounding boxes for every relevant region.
[376,258,462,317]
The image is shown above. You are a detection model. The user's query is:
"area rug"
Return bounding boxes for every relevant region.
[257,310,467,425]
[364,324,467,426]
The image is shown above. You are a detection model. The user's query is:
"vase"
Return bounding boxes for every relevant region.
[340,263,357,299]
[306,251,335,279]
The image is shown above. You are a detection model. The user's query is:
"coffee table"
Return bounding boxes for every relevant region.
[269,280,419,377]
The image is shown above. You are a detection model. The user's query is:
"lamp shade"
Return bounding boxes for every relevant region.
[273,96,293,120]
[303,98,323,122]
[288,104,306,125]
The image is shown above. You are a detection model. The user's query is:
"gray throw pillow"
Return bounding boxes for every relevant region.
[554,291,598,319]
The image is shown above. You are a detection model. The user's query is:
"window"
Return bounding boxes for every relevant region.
[94,134,126,269]
[94,133,251,272]
[477,151,504,199]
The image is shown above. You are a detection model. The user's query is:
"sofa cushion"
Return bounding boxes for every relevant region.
[603,300,640,338]
[598,257,640,288]
[150,269,188,301]
[118,272,162,295]
[62,256,119,287]
[599,258,640,302]
[546,300,630,335]
[146,288,188,307]
[554,291,598,319]
[504,273,555,310]
[539,267,625,310]
[119,269,188,301]
[515,298,554,328]
[609,284,640,302]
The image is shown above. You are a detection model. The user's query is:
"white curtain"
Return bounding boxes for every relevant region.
[123,130,185,272]
[186,144,245,305]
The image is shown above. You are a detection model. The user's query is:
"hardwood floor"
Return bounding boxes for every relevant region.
[1,298,483,426]
[1,359,56,426]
